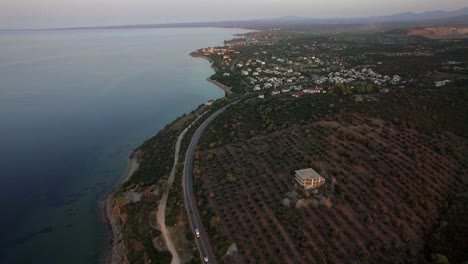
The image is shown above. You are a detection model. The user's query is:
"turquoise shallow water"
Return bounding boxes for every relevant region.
[0,27,250,264]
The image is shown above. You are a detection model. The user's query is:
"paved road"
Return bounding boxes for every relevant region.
[183,101,239,264]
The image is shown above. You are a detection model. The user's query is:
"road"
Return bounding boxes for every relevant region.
[157,127,189,264]
[183,101,239,264]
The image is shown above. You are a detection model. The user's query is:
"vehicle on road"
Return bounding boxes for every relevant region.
[195,228,200,238]
[203,256,209,263]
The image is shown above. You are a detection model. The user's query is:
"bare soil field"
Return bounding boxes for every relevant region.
[408,27,468,38]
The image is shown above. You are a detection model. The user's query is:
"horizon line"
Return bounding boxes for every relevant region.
[1,6,466,32]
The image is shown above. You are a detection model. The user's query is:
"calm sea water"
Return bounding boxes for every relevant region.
[0,27,250,264]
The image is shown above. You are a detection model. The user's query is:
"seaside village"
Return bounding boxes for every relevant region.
[193,32,406,100]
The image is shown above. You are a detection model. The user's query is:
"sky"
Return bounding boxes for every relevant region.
[1,0,467,29]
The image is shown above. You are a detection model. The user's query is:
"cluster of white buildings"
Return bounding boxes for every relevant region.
[237,62,306,90]
[324,68,402,86]
[258,86,326,99]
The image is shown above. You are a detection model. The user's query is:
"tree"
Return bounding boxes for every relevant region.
[211,216,221,228]
[430,254,449,264]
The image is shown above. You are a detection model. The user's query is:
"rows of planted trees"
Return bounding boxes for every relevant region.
[195,85,468,263]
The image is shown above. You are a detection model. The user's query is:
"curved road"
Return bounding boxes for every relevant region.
[183,101,239,264]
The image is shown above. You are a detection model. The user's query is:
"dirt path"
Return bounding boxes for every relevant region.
[157,127,189,264]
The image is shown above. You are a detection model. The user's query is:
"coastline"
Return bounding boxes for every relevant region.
[123,156,140,183]
[103,155,139,264]
[207,77,232,96]
[102,44,233,264]
[102,62,226,264]
[191,53,233,96]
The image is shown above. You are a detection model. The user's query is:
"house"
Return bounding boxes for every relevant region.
[435,80,450,87]
[272,90,280,95]
[253,85,261,91]
[391,75,401,84]
[295,168,325,189]
[223,73,231,77]
[258,94,265,99]
[304,87,323,94]
[205,99,214,106]
[292,91,304,98]
[281,88,291,93]
[241,70,249,76]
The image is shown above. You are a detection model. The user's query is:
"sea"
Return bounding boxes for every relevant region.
[0,27,250,264]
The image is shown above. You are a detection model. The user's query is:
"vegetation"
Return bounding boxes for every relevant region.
[110,28,468,264]
[110,97,236,264]
[195,84,468,263]
[426,195,468,263]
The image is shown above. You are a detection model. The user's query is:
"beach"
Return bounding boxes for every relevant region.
[190,52,232,96]
[123,154,141,183]
[207,78,233,95]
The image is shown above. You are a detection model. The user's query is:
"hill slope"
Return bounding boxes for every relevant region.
[194,86,468,263]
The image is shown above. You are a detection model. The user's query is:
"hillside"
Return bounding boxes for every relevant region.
[194,86,468,263]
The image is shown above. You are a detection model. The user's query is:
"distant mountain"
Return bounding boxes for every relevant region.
[258,7,468,24]
[43,7,468,32]
[373,7,468,22]
[267,7,468,24]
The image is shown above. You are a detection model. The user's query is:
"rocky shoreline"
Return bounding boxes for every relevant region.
[103,193,127,264]
[102,156,139,264]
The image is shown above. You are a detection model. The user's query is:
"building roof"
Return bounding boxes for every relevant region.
[295,168,322,180]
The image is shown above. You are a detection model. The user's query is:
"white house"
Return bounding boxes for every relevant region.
[295,168,325,190]
[304,87,323,94]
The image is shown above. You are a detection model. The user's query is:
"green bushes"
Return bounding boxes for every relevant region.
[425,195,468,263]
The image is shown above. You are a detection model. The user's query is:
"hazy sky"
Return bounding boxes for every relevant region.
[1,0,467,29]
